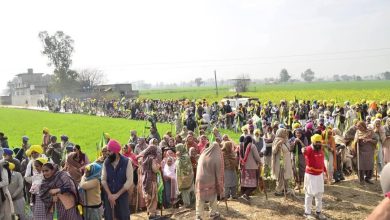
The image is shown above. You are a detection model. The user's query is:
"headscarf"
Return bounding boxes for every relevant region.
[332,128,346,145]
[141,144,158,195]
[85,163,102,181]
[373,118,386,143]
[222,141,237,170]
[162,157,176,179]
[123,145,138,168]
[356,121,374,140]
[43,127,49,133]
[272,128,288,155]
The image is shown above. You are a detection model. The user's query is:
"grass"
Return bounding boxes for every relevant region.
[139,80,390,103]
[0,107,239,159]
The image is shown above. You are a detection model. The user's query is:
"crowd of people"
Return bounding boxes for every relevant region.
[1,98,390,220]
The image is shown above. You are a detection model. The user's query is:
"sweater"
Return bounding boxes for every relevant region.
[304,145,327,175]
[79,177,101,207]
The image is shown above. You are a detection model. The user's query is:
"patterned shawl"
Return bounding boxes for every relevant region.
[175,144,193,190]
[195,142,224,201]
[40,170,76,214]
[141,144,158,195]
[222,141,238,170]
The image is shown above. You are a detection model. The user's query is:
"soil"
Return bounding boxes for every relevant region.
[131,176,383,220]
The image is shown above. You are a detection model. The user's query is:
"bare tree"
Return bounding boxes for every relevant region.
[194,77,203,87]
[77,69,107,92]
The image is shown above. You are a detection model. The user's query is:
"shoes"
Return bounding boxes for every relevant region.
[239,195,250,203]
[303,213,316,220]
[274,191,284,197]
[365,179,374,184]
[316,212,328,220]
[209,212,220,219]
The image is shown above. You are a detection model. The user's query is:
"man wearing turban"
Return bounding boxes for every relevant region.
[7,162,26,220]
[101,140,133,220]
[3,148,21,172]
[302,134,328,220]
[24,145,46,185]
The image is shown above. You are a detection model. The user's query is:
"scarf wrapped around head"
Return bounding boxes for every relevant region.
[123,146,138,168]
[356,121,375,140]
[272,128,288,155]
[142,144,158,196]
[332,128,346,145]
[40,169,76,214]
[385,118,390,136]
[195,142,224,201]
[85,163,102,181]
[222,141,237,170]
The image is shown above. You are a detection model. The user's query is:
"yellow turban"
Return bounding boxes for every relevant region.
[8,162,15,171]
[43,127,49,133]
[311,134,322,144]
[353,119,359,125]
[292,123,301,130]
[36,157,48,165]
[29,145,43,155]
[254,128,261,135]
[104,133,111,139]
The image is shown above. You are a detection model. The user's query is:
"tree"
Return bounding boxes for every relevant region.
[333,74,340,81]
[279,68,291,82]
[77,69,107,92]
[194,77,203,87]
[38,31,77,94]
[382,71,390,80]
[301,69,315,82]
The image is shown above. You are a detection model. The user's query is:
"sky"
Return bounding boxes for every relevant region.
[1,0,390,94]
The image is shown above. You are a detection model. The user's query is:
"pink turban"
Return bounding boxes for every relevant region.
[306,122,314,130]
[107,140,121,153]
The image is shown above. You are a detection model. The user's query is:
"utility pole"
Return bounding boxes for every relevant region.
[214,70,219,96]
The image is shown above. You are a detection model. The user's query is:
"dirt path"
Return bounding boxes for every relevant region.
[131,177,383,220]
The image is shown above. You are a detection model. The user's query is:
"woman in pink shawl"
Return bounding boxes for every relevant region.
[195,142,224,220]
[196,135,208,154]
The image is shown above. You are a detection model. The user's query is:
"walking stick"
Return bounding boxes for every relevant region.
[225,199,229,211]
[357,141,360,181]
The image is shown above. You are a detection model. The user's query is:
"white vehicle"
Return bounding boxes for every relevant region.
[221,97,254,111]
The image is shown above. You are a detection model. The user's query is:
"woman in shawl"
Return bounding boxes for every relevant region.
[122,143,139,212]
[189,147,199,178]
[79,163,102,220]
[162,156,178,208]
[175,143,194,208]
[333,128,347,180]
[134,138,148,155]
[139,140,160,219]
[30,157,47,218]
[354,121,377,184]
[272,128,293,196]
[64,145,89,185]
[185,135,198,152]
[384,118,390,164]
[197,135,208,155]
[289,128,308,189]
[0,161,14,220]
[263,126,275,178]
[222,141,238,199]
[373,118,386,174]
[39,162,82,220]
[195,142,224,220]
[322,128,337,183]
[239,136,262,201]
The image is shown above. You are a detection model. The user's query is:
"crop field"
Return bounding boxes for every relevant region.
[0,108,239,159]
[139,80,390,103]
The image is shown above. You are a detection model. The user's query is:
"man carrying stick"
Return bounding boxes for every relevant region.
[302,134,328,220]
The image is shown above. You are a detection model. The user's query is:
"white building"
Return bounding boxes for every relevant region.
[8,68,50,106]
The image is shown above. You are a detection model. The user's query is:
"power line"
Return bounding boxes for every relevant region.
[93,47,390,67]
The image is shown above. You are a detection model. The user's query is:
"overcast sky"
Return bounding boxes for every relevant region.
[1,0,389,94]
